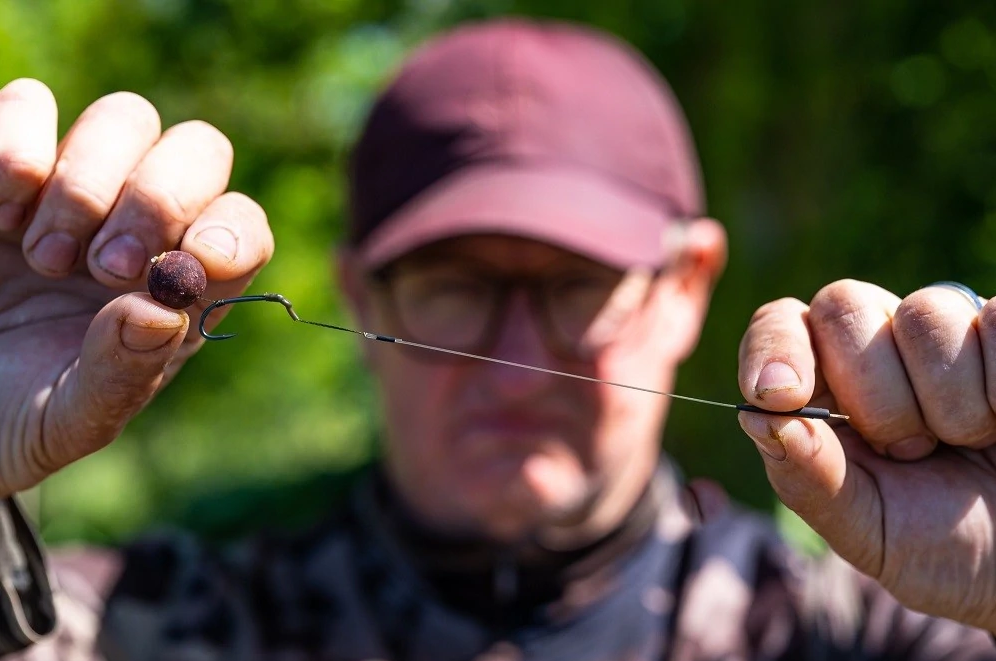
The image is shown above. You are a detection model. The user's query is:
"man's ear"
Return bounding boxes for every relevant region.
[674,216,728,296]
[657,217,728,361]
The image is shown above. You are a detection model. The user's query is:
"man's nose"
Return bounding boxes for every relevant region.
[485,290,557,397]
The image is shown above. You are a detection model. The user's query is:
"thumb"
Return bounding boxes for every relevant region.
[738,412,884,577]
[36,293,187,482]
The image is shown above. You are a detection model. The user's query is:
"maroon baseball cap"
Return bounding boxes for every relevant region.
[347,18,705,270]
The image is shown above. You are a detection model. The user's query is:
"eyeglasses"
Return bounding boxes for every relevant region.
[370,258,658,362]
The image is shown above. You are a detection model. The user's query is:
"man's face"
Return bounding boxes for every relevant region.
[342,230,723,543]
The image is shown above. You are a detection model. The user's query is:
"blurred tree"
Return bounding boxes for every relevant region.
[0,0,994,547]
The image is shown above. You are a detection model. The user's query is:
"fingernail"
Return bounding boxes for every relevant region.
[95,234,146,281]
[749,423,789,462]
[886,435,935,461]
[756,361,801,399]
[31,232,81,274]
[194,226,237,261]
[121,314,185,352]
[0,202,25,232]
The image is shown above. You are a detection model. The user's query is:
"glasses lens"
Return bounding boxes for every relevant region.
[543,268,627,355]
[390,265,495,350]
[385,259,651,360]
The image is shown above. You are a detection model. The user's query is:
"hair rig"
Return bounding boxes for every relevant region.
[148,250,848,422]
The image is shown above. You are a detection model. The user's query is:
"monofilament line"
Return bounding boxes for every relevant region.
[299,320,847,421]
[200,294,849,421]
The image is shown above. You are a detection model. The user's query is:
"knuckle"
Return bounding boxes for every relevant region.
[893,289,952,345]
[131,180,189,227]
[945,417,995,446]
[809,279,877,331]
[857,402,920,441]
[979,301,996,334]
[27,423,64,483]
[0,152,51,198]
[42,404,117,472]
[55,168,118,218]
[898,286,942,310]
[811,279,863,314]
[926,402,993,445]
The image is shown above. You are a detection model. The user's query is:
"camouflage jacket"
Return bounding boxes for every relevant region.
[0,465,993,661]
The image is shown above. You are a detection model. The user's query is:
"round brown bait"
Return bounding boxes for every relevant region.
[147,251,207,309]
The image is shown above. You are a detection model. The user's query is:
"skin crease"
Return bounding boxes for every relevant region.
[339,223,727,548]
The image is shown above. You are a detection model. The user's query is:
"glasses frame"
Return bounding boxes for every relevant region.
[368,258,663,363]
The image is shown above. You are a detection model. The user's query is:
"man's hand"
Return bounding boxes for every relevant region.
[0,79,274,496]
[738,279,996,631]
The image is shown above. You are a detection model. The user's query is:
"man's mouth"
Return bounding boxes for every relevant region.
[453,411,570,444]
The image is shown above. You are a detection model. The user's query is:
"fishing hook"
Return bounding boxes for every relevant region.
[200,293,299,340]
[199,293,361,341]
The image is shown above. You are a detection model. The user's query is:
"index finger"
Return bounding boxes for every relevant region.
[0,79,57,234]
[808,280,934,458]
[738,297,816,411]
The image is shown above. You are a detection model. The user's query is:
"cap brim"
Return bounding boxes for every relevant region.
[356,163,678,270]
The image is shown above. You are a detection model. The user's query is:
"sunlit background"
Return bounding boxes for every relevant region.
[1,0,995,551]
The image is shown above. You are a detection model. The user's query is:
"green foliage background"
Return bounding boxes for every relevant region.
[1,0,995,546]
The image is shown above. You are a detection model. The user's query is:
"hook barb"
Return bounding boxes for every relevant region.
[199,293,299,341]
